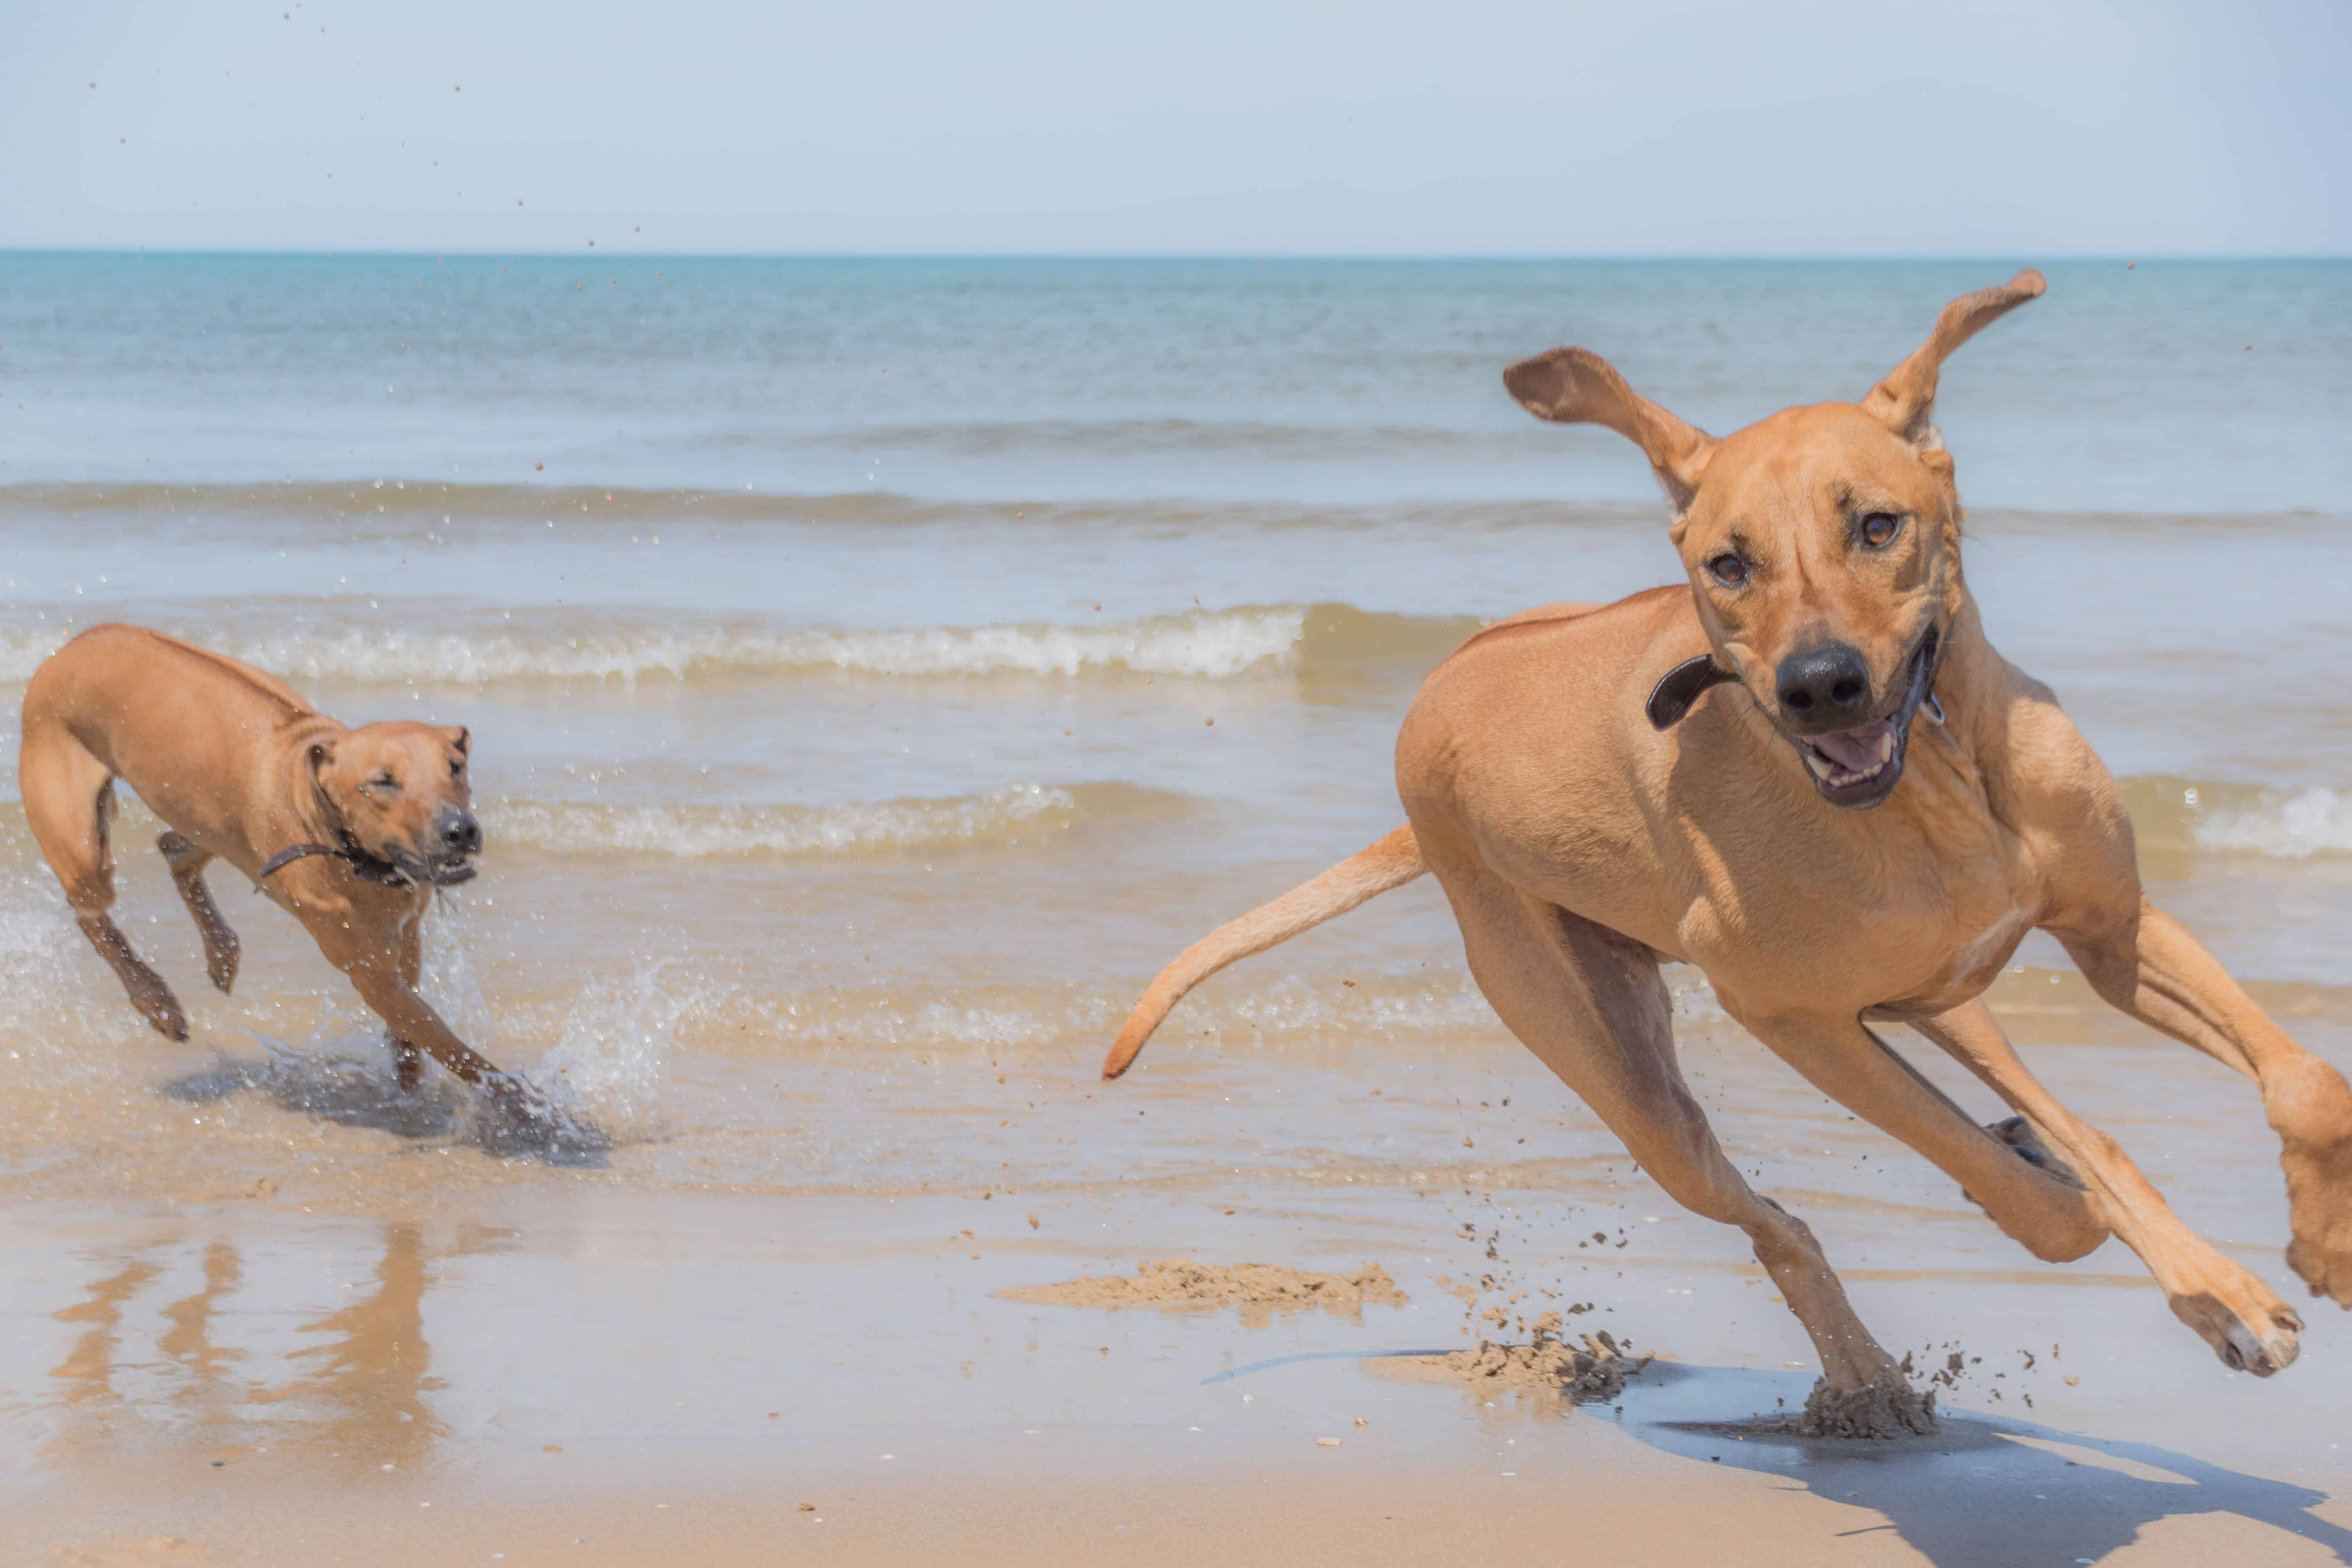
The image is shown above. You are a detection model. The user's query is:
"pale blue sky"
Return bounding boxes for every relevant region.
[2,0,2343,254]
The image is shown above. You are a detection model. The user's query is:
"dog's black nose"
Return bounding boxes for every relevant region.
[1777,643,1872,727]
[435,808,481,855]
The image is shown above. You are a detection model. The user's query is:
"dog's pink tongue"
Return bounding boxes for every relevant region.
[1814,721,1893,773]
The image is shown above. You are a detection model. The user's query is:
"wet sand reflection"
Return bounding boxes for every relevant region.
[37,1222,458,1472]
[276,1223,446,1468]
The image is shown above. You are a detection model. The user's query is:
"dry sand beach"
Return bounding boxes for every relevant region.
[2,259,2350,1563]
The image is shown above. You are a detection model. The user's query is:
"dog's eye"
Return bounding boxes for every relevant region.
[449,759,464,778]
[1858,512,1902,548]
[370,772,398,791]
[1706,552,1748,588]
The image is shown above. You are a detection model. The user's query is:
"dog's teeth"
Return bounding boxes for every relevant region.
[1805,752,1836,781]
[1877,733,1895,764]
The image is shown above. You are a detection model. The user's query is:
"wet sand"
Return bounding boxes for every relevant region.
[6,978,2349,1565]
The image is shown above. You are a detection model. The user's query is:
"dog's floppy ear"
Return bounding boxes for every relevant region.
[1504,347,1715,512]
[1863,270,2045,446]
[443,725,470,758]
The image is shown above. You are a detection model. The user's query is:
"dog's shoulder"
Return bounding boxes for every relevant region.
[1967,653,2140,906]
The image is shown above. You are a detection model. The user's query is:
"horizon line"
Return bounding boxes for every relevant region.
[1,246,2346,264]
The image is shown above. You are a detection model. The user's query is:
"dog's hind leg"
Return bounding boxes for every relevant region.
[18,731,186,1040]
[1911,1000,2303,1376]
[1435,860,1931,1433]
[158,832,240,994]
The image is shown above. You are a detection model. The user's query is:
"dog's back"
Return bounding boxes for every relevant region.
[22,624,323,862]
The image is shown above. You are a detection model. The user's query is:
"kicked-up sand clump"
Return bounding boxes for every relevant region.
[1795,1374,1939,1439]
[1381,1313,1651,1403]
[1002,1259,1405,1327]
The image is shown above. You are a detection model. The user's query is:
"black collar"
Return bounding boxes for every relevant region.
[256,774,415,890]
[254,838,414,889]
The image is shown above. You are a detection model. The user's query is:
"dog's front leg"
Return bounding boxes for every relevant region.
[301,904,505,1088]
[2056,895,2352,1309]
[345,957,503,1087]
[1912,1001,2301,1376]
[301,900,593,1154]
[389,911,425,1093]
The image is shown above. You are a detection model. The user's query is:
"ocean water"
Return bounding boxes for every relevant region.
[6,258,2352,1520]
[0,254,2347,1180]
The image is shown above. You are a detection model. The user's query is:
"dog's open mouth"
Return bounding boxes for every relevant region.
[389,849,479,887]
[1793,629,1939,809]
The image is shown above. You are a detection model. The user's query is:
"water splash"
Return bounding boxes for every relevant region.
[536,961,719,1142]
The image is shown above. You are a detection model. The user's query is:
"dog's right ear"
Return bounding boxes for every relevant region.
[1505,347,1715,513]
[307,738,336,778]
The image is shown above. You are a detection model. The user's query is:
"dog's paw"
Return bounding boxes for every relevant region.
[2166,1281,2302,1376]
[138,993,189,1042]
[477,1076,610,1165]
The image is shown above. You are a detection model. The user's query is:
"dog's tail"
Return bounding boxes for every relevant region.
[1100,825,1426,1080]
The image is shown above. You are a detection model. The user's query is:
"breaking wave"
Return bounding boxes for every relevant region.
[483,782,1137,860]
[2122,776,2352,860]
[0,782,1196,868]
[0,604,1481,687]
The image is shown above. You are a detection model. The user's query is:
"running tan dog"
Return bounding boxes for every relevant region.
[19,624,570,1140]
[1104,272,2352,1433]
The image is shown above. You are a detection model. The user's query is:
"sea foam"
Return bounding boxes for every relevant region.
[2192,786,2352,859]
[483,783,1080,859]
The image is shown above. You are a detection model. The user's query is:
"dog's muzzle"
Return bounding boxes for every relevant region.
[389,808,483,886]
[1786,627,1940,809]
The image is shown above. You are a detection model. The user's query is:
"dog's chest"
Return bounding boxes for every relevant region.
[1683,779,2039,1017]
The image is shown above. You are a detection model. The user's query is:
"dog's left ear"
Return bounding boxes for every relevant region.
[442,726,470,759]
[1863,270,2045,446]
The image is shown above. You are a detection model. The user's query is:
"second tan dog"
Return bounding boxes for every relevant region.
[1103,272,2352,1433]
[19,624,573,1142]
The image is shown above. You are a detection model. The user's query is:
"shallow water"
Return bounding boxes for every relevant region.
[0,257,2348,1560]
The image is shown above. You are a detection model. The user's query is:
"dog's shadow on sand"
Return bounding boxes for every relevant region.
[1614,1362,2349,1566]
[160,1037,609,1167]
